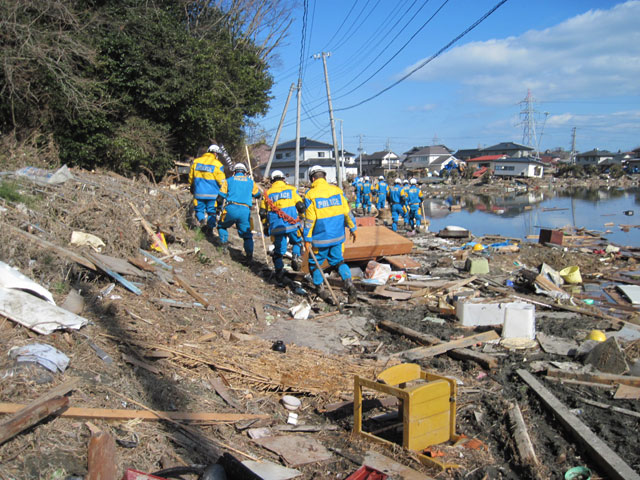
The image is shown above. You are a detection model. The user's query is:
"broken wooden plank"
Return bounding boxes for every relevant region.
[364,450,433,480]
[378,319,440,345]
[507,402,538,466]
[517,369,640,480]
[383,255,421,270]
[138,249,173,270]
[579,398,640,419]
[448,348,498,370]
[87,429,117,480]
[0,403,269,422]
[343,226,413,261]
[129,202,171,256]
[122,354,162,375]
[0,396,68,445]
[89,253,146,277]
[393,330,500,360]
[410,275,477,299]
[3,223,96,271]
[372,286,413,301]
[253,301,266,325]
[151,298,213,310]
[544,377,616,390]
[614,384,640,400]
[546,368,640,388]
[209,377,241,410]
[174,273,209,308]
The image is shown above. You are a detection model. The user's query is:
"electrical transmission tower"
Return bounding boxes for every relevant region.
[519,89,538,151]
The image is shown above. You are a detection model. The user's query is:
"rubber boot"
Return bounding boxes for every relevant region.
[274,269,286,285]
[344,278,358,304]
[291,255,302,272]
[316,284,333,304]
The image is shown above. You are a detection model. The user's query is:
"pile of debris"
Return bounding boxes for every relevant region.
[0,166,639,479]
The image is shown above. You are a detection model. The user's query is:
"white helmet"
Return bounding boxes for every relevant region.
[364,176,370,181]
[308,165,326,178]
[208,144,221,154]
[270,170,285,180]
[379,175,384,180]
[403,179,409,184]
[394,178,401,184]
[410,178,417,185]
[233,163,248,173]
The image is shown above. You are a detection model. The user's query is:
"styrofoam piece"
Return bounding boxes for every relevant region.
[502,303,536,339]
[456,299,516,326]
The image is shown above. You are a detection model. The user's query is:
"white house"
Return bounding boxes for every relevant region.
[403,145,454,171]
[493,157,544,178]
[575,148,614,167]
[257,137,355,184]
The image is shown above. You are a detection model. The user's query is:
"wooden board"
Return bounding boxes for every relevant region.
[546,368,640,387]
[344,226,413,261]
[383,255,421,270]
[0,403,269,422]
[393,330,499,360]
[517,369,640,480]
[253,435,332,467]
[89,253,146,277]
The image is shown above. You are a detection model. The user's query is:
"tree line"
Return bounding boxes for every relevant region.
[0,0,292,177]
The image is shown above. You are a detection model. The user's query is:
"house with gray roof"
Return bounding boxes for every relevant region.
[575,148,614,167]
[402,145,455,171]
[359,150,400,176]
[493,157,544,178]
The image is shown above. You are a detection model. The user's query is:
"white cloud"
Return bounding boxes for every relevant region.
[405,1,640,105]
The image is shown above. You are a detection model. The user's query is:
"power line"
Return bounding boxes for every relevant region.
[336,0,510,112]
[335,0,448,101]
[321,0,362,51]
[331,0,380,53]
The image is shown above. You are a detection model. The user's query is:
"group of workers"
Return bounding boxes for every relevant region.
[189,144,358,304]
[352,175,423,232]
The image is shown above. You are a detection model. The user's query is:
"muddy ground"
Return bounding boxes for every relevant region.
[0,168,639,480]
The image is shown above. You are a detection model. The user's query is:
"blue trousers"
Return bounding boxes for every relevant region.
[390,203,404,232]
[355,190,362,208]
[218,203,253,255]
[194,198,218,228]
[273,231,302,270]
[309,243,351,286]
[408,204,422,229]
[362,194,372,213]
[377,195,386,210]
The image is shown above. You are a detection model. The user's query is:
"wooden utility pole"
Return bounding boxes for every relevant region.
[264,83,295,179]
[314,52,342,188]
[295,79,302,188]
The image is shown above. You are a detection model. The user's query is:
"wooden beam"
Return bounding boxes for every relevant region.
[517,369,640,480]
[0,404,269,422]
[546,368,640,388]
[0,396,68,445]
[507,402,538,466]
[129,202,171,256]
[378,319,440,345]
[393,330,499,361]
[86,252,142,295]
[448,348,498,370]
[580,398,640,419]
[174,273,209,308]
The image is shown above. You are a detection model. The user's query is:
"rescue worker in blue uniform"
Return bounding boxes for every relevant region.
[374,175,388,210]
[260,170,305,283]
[303,165,358,304]
[189,144,228,234]
[387,178,404,232]
[353,176,363,209]
[217,163,261,262]
[401,179,411,227]
[406,178,424,232]
[361,176,373,214]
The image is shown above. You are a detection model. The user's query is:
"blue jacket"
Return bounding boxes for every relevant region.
[388,185,403,204]
[303,178,356,247]
[362,181,372,195]
[406,185,423,205]
[222,173,261,206]
[374,180,388,198]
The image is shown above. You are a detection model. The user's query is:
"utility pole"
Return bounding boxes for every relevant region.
[295,78,302,188]
[519,89,538,152]
[264,83,295,179]
[570,127,577,165]
[339,119,344,176]
[536,112,549,158]
[358,134,364,176]
[314,52,341,188]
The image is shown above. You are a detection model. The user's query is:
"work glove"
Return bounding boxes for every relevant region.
[350,230,357,243]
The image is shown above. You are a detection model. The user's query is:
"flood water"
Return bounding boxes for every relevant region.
[423,186,640,247]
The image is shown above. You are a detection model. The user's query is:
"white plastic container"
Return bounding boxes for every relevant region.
[502,303,536,340]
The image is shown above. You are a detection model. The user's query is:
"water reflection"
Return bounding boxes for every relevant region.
[424,187,640,247]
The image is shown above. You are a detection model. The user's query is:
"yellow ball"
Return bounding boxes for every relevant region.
[587,329,606,342]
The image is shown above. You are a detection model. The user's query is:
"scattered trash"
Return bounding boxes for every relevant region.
[287,412,298,425]
[0,260,55,304]
[70,231,106,252]
[271,340,286,353]
[365,261,392,284]
[9,343,70,372]
[559,266,582,284]
[281,395,301,411]
[564,466,591,480]
[289,300,311,320]
[15,165,73,185]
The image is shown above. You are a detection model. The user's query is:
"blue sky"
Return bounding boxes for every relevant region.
[256,0,640,157]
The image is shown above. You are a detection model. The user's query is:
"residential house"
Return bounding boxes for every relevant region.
[482,142,535,158]
[402,145,456,174]
[358,150,400,177]
[453,147,484,161]
[466,155,505,171]
[493,157,544,178]
[575,148,614,167]
[256,137,355,183]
